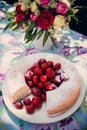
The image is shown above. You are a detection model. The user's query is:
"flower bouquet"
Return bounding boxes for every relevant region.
[4,0,79,47]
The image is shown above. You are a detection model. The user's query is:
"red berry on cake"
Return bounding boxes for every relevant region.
[25,103,35,114]
[27,81,33,88]
[38,58,46,65]
[31,87,41,96]
[14,101,23,109]
[40,75,47,83]
[40,93,46,101]
[32,75,39,85]
[46,83,57,91]
[54,63,61,69]
[33,67,43,76]
[41,62,48,70]
[32,96,42,108]
[46,68,55,78]
[23,98,32,106]
[47,61,53,67]
[37,82,44,89]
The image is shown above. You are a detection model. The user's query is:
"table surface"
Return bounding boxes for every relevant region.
[0,1,87,130]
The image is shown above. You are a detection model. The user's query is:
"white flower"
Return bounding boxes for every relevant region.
[21,3,29,11]
[35,0,40,4]
[53,15,66,29]
[30,2,39,13]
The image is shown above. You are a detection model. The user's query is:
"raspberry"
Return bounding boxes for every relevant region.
[32,63,39,69]
[14,101,23,109]
[37,82,44,88]
[54,63,61,69]
[27,80,33,88]
[33,67,43,76]
[47,61,53,67]
[31,87,41,96]
[38,58,46,65]
[25,72,30,80]
[44,82,50,88]
[23,98,32,106]
[32,96,42,108]
[46,68,55,78]
[41,63,48,70]
[25,103,35,114]
[40,93,46,101]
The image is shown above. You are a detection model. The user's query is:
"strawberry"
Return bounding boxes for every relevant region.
[32,96,42,108]
[32,75,39,85]
[14,101,23,109]
[33,67,43,76]
[40,75,47,83]
[23,98,32,106]
[46,83,57,91]
[31,87,41,96]
[25,103,35,114]
[46,68,55,78]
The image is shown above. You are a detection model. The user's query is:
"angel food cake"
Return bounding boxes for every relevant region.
[4,53,81,117]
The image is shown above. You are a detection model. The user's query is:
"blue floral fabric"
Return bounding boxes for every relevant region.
[0,1,87,130]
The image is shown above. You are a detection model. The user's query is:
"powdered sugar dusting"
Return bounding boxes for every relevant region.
[46,60,81,116]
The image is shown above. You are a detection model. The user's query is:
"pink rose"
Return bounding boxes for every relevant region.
[40,0,50,6]
[16,13,26,23]
[30,13,37,21]
[56,2,68,15]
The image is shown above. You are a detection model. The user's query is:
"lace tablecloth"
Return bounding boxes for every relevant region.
[0,1,87,130]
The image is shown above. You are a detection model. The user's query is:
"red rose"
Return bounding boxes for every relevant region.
[16,12,26,23]
[16,5,23,13]
[56,2,68,15]
[36,10,55,29]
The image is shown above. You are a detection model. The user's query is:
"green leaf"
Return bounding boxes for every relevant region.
[26,22,36,32]
[72,15,79,23]
[32,29,38,41]
[37,29,44,40]
[43,30,49,47]
[25,28,38,43]
[50,36,57,48]
[4,21,16,31]
[25,33,33,43]
[8,11,16,16]
[12,21,23,31]
[72,9,79,14]
[24,29,33,41]
[12,24,21,31]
